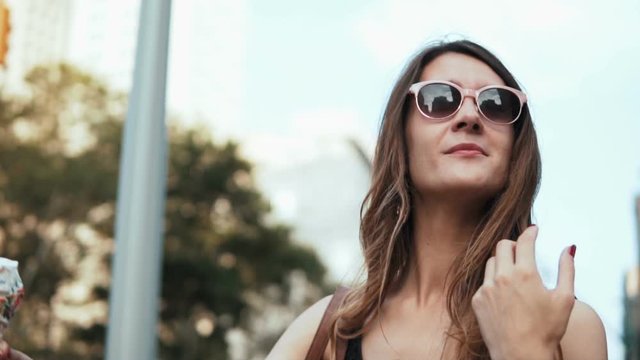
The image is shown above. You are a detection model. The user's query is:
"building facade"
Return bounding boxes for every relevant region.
[624,195,640,359]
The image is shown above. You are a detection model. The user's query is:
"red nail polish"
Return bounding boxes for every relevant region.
[569,245,577,258]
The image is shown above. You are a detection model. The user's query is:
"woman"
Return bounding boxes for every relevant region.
[267,39,608,359]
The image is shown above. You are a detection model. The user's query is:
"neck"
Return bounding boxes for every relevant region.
[399,194,487,309]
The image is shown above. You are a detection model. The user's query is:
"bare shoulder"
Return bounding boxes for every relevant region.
[265,294,334,360]
[560,299,608,360]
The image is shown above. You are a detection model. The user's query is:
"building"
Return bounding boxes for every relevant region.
[255,137,371,282]
[3,0,139,92]
[4,0,73,92]
[624,195,640,359]
[2,0,246,137]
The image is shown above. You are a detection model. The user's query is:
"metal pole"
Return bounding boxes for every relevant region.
[105,0,172,358]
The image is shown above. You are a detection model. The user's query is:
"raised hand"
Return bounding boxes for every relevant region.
[471,225,576,360]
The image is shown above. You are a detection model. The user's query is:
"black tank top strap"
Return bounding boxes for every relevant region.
[345,335,363,360]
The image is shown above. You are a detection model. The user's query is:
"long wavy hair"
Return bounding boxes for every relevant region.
[328,39,542,359]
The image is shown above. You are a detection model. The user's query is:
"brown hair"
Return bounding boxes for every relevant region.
[329,39,542,359]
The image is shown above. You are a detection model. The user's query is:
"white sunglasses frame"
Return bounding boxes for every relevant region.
[408,80,528,125]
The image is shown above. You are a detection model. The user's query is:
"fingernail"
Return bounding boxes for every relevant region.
[569,244,577,258]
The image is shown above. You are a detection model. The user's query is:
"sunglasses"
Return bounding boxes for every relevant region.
[408,80,528,125]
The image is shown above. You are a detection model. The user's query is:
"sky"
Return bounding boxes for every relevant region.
[10,0,637,358]
[170,0,640,358]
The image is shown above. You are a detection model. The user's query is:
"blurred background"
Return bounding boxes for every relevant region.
[0,0,638,359]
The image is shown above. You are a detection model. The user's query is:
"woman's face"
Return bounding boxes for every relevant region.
[405,52,515,203]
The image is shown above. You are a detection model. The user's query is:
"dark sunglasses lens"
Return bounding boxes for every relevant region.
[478,88,521,123]
[417,83,461,118]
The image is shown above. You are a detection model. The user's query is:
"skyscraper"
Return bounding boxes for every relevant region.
[624,194,640,359]
[3,0,73,92]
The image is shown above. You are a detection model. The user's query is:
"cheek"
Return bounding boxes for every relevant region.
[406,129,443,186]
[407,147,436,185]
[494,135,515,181]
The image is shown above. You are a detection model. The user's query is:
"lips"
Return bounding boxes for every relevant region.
[444,143,487,156]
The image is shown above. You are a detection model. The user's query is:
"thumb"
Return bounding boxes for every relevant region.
[555,244,576,294]
[10,348,33,360]
[0,340,8,360]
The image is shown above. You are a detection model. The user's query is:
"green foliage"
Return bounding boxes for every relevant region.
[0,63,327,359]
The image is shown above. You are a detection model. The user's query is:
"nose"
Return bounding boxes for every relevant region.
[452,97,483,133]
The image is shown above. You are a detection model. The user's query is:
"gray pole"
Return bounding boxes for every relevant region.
[105,0,172,358]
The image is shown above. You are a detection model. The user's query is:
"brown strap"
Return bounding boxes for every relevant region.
[556,344,564,360]
[305,286,350,360]
[335,332,347,360]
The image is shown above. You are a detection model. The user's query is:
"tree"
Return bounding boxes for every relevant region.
[0,63,328,359]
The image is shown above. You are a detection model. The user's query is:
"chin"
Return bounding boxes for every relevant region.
[420,179,505,198]
[446,174,495,186]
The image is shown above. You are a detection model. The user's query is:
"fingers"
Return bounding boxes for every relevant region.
[0,341,32,360]
[555,245,576,295]
[11,350,33,360]
[483,256,496,285]
[0,341,8,360]
[494,239,516,277]
[7,349,32,360]
[515,225,539,271]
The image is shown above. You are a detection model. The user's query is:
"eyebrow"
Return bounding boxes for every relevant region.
[446,79,494,89]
